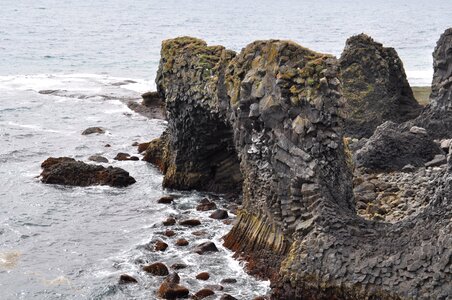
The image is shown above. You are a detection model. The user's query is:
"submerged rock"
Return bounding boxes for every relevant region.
[193,288,215,299]
[81,127,105,135]
[118,274,138,284]
[88,155,109,163]
[143,262,169,276]
[339,34,421,138]
[40,157,136,187]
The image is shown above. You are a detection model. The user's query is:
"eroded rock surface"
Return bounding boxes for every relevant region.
[40,157,136,187]
[340,34,421,138]
[146,36,451,299]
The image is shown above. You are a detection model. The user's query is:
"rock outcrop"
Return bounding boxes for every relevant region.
[339,34,422,138]
[146,36,451,299]
[355,121,442,171]
[413,28,452,138]
[40,157,136,187]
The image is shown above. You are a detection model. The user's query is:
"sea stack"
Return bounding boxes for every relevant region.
[339,34,422,138]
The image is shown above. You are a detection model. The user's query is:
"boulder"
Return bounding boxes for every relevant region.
[171,263,188,270]
[88,155,108,163]
[137,141,151,153]
[114,152,139,161]
[196,198,217,211]
[141,91,164,107]
[158,196,174,204]
[193,242,218,255]
[82,127,105,135]
[355,121,442,171]
[163,217,176,226]
[158,273,189,299]
[175,239,189,246]
[220,295,238,300]
[179,219,201,227]
[413,28,452,138]
[209,209,228,220]
[143,262,169,276]
[40,157,136,187]
[153,240,168,252]
[118,274,137,284]
[220,278,237,284]
[339,34,421,138]
[193,289,214,299]
[195,272,210,280]
[163,229,175,237]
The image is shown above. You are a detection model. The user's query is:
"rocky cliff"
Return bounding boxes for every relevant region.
[413,28,452,138]
[339,34,422,138]
[145,36,451,299]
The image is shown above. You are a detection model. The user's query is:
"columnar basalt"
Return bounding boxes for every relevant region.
[413,28,452,138]
[148,37,242,193]
[148,35,451,299]
[339,34,422,138]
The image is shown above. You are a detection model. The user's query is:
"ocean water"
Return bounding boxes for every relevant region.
[0,1,451,299]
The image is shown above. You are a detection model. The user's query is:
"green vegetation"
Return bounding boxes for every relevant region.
[411,86,431,106]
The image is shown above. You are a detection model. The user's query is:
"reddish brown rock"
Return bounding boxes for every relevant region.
[82,127,105,135]
[137,141,151,153]
[209,209,228,220]
[220,278,237,284]
[171,263,188,270]
[193,242,218,255]
[143,262,169,276]
[193,289,214,299]
[196,198,217,211]
[154,240,168,252]
[158,273,189,299]
[118,274,137,284]
[195,272,210,280]
[175,239,189,246]
[163,229,176,237]
[163,217,176,226]
[114,152,139,161]
[191,230,207,237]
[179,219,201,227]
[220,295,238,300]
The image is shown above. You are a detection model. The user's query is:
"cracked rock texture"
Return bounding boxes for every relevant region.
[339,34,422,138]
[146,36,451,299]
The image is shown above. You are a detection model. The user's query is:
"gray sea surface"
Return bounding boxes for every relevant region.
[0,0,451,299]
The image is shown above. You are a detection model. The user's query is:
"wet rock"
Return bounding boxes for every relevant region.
[141,91,163,107]
[252,297,269,300]
[40,157,136,187]
[339,34,421,138]
[104,144,111,147]
[143,262,169,276]
[191,230,207,237]
[132,141,139,146]
[127,91,166,120]
[179,219,201,227]
[209,209,229,220]
[163,229,176,237]
[204,284,223,291]
[163,217,176,226]
[171,263,188,270]
[193,242,218,255]
[195,272,210,280]
[114,152,139,161]
[118,274,137,284]
[137,142,151,153]
[410,126,427,135]
[193,289,214,299]
[196,198,217,211]
[88,155,108,163]
[82,127,105,135]
[175,239,189,246]
[220,278,237,284]
[154,240,168,252]
[158,272,189,299]
[356,121,442,171]
[158,196,174,204]
[220,295,238,300]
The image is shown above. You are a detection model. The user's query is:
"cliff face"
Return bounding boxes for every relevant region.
[339,34,422,138]
[147,36,451,299]
[414,28,452,138]
[149,37,242,193]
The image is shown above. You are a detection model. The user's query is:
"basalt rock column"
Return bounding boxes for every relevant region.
[151,37,242,193]
[414,28,452,138]
[223,40,354,278]
[339,34,421,138]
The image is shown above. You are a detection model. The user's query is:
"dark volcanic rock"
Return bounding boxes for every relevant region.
[179,219,201,227]
[163,217,176,226]
[153,240,168,251]
[175,239,189,246]
[209,209,228,220]
[137,141,151,153]
[141,91,163,107]
[158,196,174,204]
[145,37,243,194]
[40,157,136,187]
[193,288,214,299]
[118,274,138,284]
[114,152,139,161]
[355,121,442,171]
[220,295,238,300]
[82,127,105,135]
[196,198,217,211]
[339,34,421,138]
[413,28,452,138]
[171,263,188,270]
[193,242,218,255]
[158,272,189,299]
[143,262,169,276]
[195,272,210,280]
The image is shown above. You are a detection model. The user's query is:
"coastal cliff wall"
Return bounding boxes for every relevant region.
[145,34,451,299]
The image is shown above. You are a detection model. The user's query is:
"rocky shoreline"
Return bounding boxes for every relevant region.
[39,29,451,299]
